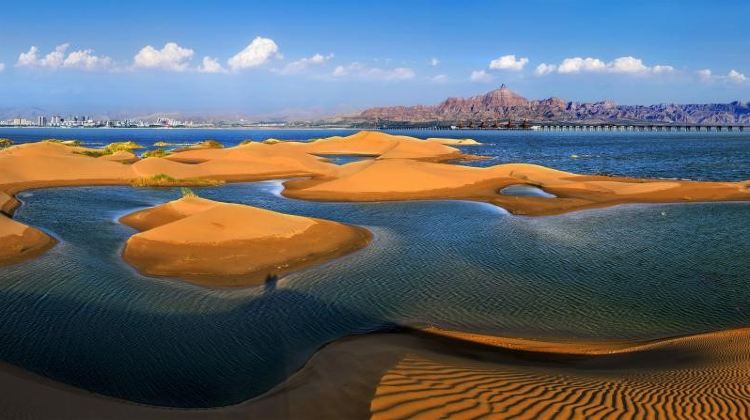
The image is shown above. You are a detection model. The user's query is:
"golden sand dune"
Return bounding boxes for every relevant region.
[370,327,750,419]
[120,196,371,286]
[0,216,56,265]
[295,131,469,161]
[426,137,482,146]
[2,327,749,419]
[285,158,750,215]
[100,150,139,164]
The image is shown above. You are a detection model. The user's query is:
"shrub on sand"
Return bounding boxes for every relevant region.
[130,173,225,187]
[103,141,143,154]
[180,187,197,197]
[263,139,284,144]
[0,138,13,148]
[153,141,171,147]
[44,139,81,146]
[198,139,224,149]
[142,148,170,158]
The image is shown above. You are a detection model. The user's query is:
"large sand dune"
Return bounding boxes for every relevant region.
[120,196,371,286]
[2,326,750,419]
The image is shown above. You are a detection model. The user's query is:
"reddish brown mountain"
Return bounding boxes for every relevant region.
[356,85,750,124]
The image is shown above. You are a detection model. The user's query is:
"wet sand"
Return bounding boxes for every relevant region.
[1,326,749,419]
[120,196,371,287]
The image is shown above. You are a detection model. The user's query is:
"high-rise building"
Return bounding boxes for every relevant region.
[37,116,48,127]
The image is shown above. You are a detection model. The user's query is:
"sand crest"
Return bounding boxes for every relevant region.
[120,196,371,286]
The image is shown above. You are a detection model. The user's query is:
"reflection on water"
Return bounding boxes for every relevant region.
[0,181,749,407]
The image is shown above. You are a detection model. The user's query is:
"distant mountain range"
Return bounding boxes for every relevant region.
[355,85,750,125]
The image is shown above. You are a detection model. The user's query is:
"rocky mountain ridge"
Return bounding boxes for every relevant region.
[357,85,750,124]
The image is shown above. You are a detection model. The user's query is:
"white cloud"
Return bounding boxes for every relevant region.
[609,56,648,73]
[696,68,747,83]
[0,63,5,72]
[557,57,607,74]
[652,65,675,74]
[534,63,557,76]
[17,46,39,67]
[469,69,493,82]
[430,57,440,66]
[280,53,333,75]
[430,74,448,83]
[332,62,415,80]
[227,37,280,71]
[40,43,68,67]
[17,44,112,70]
[197,56,225,73]
[697,69,713,80]
[728,69,747,83]
[134,42,194,71]
[538,56,676,76]
[63,49,112,70]
[489,54,528,71]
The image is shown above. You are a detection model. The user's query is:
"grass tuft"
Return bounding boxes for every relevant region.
[130,173,224,188]
[0,138,13,148]
[142,148,170,158]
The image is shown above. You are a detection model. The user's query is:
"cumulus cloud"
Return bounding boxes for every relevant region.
[0,63,5,72]
[430,57,440,66]
[197,56,225,73]
[728,69,747,83]
[534,63,557,76]
[63,49,113,70]
[608,56,648,73]
[537,56,675,76]
[17,44,112,70]
[469,69,493,82]
[489,54,528,71]
[279,53,333,75]
[227,37,280,71]
[557,57,607,74]
[134,42,194,71]
[332,62,415,80]
[652,65,675,74]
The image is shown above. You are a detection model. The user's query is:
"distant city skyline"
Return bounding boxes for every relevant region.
[1,0,749,115]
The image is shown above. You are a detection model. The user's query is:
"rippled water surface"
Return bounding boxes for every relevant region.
[0,129,749,407]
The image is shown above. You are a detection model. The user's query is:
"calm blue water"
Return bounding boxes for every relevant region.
[1,127,749,180]
[0,129,749,407]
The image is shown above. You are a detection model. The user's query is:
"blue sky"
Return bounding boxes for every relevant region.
[1,0,749,116]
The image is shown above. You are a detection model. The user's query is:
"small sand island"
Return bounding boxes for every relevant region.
[0,131,748,269]
[120,195,371,287]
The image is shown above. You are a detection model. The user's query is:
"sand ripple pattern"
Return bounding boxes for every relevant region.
[371,329,750,419]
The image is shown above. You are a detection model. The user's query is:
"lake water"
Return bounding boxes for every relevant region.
[0,129,749,407]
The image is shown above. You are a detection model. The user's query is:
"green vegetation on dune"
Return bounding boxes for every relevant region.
[142,148,171,158]
[44,139,81,146]
[0,138,13,148]
[199,139,224,148]
[130,173,225,187]
[180,187,197,197]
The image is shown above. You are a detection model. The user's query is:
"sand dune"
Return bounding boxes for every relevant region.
[2,326,750,419]
[1,132,748,266]
[120,196,371,286]
[285,158,750,215]
[370,327,750,419]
